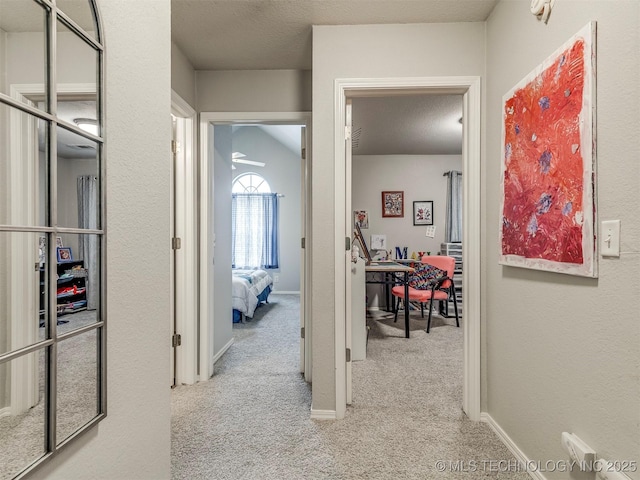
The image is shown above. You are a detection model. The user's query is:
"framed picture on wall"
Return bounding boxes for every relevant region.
[413,201,433,226]
[354,210,369,229]
[57,247,73,262]
[381,191,404,218]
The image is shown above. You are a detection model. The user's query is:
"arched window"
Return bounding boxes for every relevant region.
[232,173,271,193]
[0,1,105,477]
[231,174,279,269]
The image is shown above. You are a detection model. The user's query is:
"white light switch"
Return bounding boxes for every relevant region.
[601,220,621,257]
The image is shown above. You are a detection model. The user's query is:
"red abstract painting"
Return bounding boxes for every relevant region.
[499,22,597,277]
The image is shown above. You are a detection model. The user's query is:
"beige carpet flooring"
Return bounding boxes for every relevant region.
[171,295,529,479]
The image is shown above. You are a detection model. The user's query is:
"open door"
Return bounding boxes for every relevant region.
[300,126,307,376]
[170,91,198,386]
[345,99,353,404]
[170,115,177,387]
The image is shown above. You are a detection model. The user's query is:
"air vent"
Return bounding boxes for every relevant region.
[351,127,362,149]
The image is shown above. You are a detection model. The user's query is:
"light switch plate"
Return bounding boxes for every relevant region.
[601,220,620,257]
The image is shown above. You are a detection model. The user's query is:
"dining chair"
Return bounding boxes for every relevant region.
[391,255,460,333]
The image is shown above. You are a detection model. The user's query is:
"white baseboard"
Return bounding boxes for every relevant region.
[0,406,11,419]
[270,291,300,295]
[212,338,234,365]
[310,408,336,420]
[481,412,546,480]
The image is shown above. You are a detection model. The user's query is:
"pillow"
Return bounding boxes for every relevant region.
[408,263,447,290]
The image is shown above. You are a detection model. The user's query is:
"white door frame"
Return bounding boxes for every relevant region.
[334,77,481,421]
[171,90,198,385]
[199,111,312,381]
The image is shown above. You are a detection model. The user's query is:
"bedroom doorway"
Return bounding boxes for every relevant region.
[335,77,481,421]
[199,112,312,383]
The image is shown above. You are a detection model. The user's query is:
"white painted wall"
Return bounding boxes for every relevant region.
[312,22,486,412]
[232,126,302,293]
[196,69,311,112]
[29,1,172,478]
[6,31,95,86]
[352,154,461,308]
[0,28,6,93]
[171,42,196,108]
[485,2,640,478]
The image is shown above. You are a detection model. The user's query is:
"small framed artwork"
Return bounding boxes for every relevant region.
[413,201,434,226]
[354,210,369,229]
[381,191,404,218]
[370,234,387,250]
[57,247,73,262]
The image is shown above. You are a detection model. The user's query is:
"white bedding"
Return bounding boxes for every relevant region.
[232,269,273,318]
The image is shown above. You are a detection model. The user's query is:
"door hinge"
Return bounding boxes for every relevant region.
[301,147,306,160]
[171,140,178,154]
[346,348,351,363]
[172,333,182,348]
[345,236,350,251]
[172,237,182,250]
[345,125,352,141]
[301,237,305,249]
[300,327,305,339]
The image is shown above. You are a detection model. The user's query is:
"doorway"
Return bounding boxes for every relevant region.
[335,77,481,421]
[198,112,312,382]
[170,91,198,387]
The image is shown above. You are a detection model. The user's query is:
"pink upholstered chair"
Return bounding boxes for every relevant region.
[391,255,460,333]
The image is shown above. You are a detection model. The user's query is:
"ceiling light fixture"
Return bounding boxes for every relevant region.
[73,118,98,136]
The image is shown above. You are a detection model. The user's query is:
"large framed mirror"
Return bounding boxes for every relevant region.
[0,1,105,478]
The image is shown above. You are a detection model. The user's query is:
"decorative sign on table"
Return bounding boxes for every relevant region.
[499,22,597,277]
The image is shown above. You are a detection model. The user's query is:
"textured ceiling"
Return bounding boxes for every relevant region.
[171,0,498,70]
[171,0,486,155]
[352,95,462,155]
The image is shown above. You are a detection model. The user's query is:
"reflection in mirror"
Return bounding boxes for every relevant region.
[56,124,99,230]
[0,103,49,227]
[57,329,98,444]
[0,231,48,357]
[56,233,100,335]
[56,0,98,41]
[0,0,48,111]
[0,0,104,475]
[0,349,46,479]
[56,21,98,119]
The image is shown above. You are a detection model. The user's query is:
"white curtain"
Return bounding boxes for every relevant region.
[77,175,99,310]
[232,193,279,269]
[445,171,462,243]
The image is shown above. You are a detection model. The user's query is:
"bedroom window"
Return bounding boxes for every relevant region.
[232,174,279,269]
[232,173,271,194]
[0,1,106,478]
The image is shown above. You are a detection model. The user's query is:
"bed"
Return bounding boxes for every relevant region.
[232,269,274,322]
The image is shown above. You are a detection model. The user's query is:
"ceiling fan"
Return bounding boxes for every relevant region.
[232,151,265,167]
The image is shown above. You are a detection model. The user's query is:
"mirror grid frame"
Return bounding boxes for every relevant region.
[0,0,106,478]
